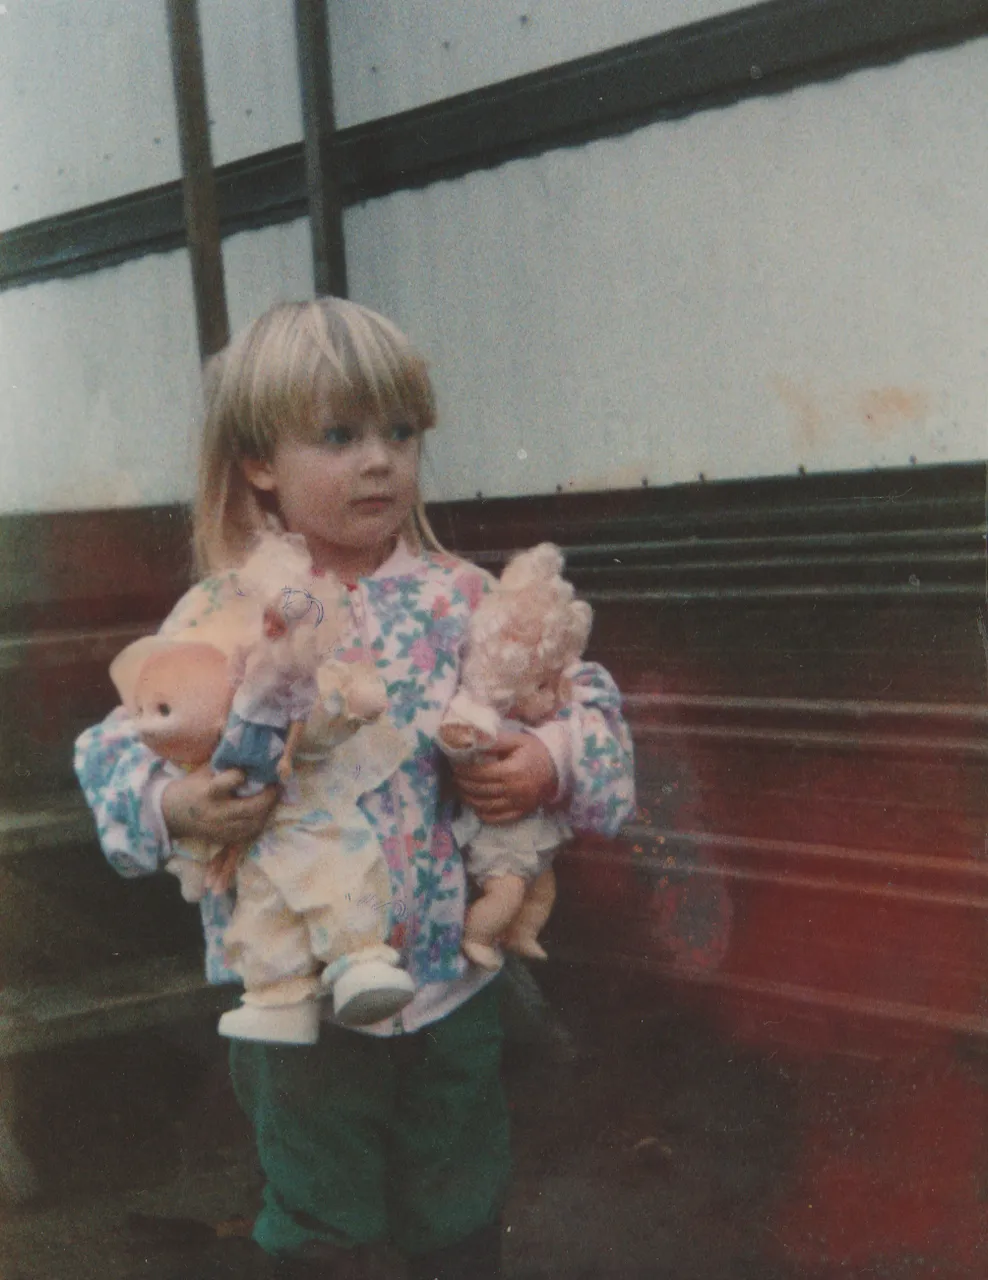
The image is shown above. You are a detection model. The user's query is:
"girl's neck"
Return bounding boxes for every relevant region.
[306,535,398,584]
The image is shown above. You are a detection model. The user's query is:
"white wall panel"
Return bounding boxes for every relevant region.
[329,0,764,127]
[0,0,178,230]
[0,0,301,232]
[345,39,988,500]
[223,217,314,334]
[0,219,311,515]
[198,0,301,168]
[0,252,200,513]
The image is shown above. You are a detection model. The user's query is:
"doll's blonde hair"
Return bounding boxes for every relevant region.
[193,297,440,575]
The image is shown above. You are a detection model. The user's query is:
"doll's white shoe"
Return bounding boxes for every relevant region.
[217,999,319,1045]
[329,961,415,1027]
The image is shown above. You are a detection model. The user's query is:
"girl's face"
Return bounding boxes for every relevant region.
[243,413,421,578]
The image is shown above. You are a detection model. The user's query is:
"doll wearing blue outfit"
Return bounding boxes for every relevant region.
[211,604,320,789]
[74,298,635,1280]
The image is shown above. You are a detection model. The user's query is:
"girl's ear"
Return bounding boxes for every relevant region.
[241,457,277,492]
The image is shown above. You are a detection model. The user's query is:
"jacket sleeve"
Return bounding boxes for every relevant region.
[74,708,176,877]
[526,661,637,837]
[73,578,227,878]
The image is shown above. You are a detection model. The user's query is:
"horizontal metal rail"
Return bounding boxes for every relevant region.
[616,824,988,883]
[624,693,988,724]
[551,944,988,1043]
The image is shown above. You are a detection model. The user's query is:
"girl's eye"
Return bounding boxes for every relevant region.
[321,425,355,448]
[388,422,418,444]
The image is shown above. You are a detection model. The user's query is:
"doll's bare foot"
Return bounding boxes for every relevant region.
[504,932,548,962]
[462,940,502,970]
[503,869,555,961]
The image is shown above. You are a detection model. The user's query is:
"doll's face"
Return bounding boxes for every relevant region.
[509,672,564,725]
[133,644,232,765]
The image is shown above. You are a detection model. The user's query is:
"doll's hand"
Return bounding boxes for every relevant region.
[161,767,278,844]
[451,731,557,825]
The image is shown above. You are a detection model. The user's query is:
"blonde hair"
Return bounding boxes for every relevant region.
[193,297,440,576]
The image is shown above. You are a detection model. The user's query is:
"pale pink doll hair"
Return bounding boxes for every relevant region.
[460,543,593,722]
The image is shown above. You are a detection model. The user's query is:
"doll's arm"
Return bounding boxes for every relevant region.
[438,691,501,758]
[525,662,636,836]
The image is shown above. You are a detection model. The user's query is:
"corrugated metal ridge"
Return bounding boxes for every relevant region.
[625,692,988,723]
[466,503,986,557]
[633,718,988,754]
[615,825,988,883]
[551,943,988,1041]
[0,957,234,1057]
[0,623,149,672]
[587,584,981,602]
[580,852,988,911]
[557,528,985,559]
[487,547,983,580]
[487,550,987,584]
[4,0,988,288]
[0,797,94,859]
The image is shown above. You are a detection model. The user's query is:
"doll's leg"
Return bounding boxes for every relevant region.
[463,874,527,970]
[503,867,556,961]
[218,860,321,1045]
[306,900,415,1028]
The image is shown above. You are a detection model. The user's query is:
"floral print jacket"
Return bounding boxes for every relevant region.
[74,542,636,1031]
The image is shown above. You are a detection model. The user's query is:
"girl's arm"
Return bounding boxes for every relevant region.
[526,660,636,835]
[450,662,636,835]
[74,707,177,878]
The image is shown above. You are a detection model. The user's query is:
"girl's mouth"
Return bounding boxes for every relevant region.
[352,496,392,513]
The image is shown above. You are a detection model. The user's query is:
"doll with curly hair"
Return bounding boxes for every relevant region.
[439,543,592,969]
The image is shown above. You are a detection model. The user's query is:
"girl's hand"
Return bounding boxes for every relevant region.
[161,768,278,844]
[451,732,558,825]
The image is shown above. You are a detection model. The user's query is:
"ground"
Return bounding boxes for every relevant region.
[0,963,806,1280]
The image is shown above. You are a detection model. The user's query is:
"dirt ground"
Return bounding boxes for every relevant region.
[0,963,804,1280]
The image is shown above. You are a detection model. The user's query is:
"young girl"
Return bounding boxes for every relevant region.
[74,298,636,1280]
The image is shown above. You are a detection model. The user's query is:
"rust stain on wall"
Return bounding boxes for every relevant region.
[770,377,823,448]
[858,387,930,436]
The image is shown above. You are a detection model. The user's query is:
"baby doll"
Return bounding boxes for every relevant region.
[439,543,592,970]
[110,530,415,1043]
[117,636,234,903]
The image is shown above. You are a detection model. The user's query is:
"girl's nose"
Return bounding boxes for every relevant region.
[359,431,392,471]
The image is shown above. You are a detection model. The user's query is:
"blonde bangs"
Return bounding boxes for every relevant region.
[300,301,437,441]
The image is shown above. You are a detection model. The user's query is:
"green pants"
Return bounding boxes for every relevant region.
[229,981,511,1260]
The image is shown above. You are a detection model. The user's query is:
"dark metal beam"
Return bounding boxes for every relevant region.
[4,0,988,292]
[164,0,229,358]
[294,0,347,297]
